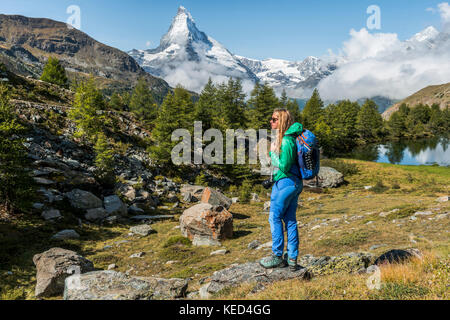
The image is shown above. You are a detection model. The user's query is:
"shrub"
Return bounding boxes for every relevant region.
[321,159,359,176]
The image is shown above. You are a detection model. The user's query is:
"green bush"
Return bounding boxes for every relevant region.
[239,180,252,204]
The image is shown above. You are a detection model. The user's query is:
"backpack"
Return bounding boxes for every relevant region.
[287,129,321,180]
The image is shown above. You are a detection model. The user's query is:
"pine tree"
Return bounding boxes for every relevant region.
[279,89,302,124]
[216,78,247,130]
[40,57,69,88]
[68,77,105,141]
[129,77,157,121]
[194,78,216,130]
[94,132,115,186]
[302,89,324,130]
[109,91,130,111]
[149,86,194,164]
[248,82,279,130]
[356,99,383,141]
[0,84,34,213]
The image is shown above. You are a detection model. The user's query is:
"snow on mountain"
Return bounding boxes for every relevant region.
[129,6,258,93]
[129,6,334,96]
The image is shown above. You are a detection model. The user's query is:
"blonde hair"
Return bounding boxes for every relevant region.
[273,108,294,154]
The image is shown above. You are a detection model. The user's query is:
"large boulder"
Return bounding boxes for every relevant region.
[65,189,102,210]
[103,195,127,216]
[180,203,233,245]
[374,249,422,265]
[303,167,344,188]
[180,184,205,196]
[64,271,188,300]
[300,252,374,276]
[200,262,311,298]
[201,187,232,210]
[33,248,94,298]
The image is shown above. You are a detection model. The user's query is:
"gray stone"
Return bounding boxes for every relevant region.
[64,271,188,300]
[303,167,344,188]
[130,252,145,259]
[104,195,127,216]
[128,205,145,215]
[85,208,108,222]
[251,193,261,202]
[369,244,387,251]
[248,240,261,250]
[34,177,55,185]
[33,203,45,211]
[41,209,62,221]
[130,225,154,237]
[180,184,205,196]
[52,230,80,240]
[200,187,232,209]
[210,249,229,256]
[231,197,239,204]
[65,189,102,210]
[108,264,117,270]
[202,262,311,296]
[256,241,272,250]
[414,211,434,217]
[263,201,271,212]
[437,196,449,202]
[33,248,94,298]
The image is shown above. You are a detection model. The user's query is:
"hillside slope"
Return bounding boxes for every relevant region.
[382,82,450,120]
[0,14,171,99]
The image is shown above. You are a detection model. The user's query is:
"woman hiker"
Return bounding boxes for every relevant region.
[259,108,304,271]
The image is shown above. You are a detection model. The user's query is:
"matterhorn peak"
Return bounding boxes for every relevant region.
[158,6,209,49]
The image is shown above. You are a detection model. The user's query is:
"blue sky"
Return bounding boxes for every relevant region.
[0,0,445,61]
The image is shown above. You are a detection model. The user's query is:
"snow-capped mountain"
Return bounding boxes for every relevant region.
[129,6,258,93]
[235,56,336,95]
[405,26,440,50]
[129,6,335,96]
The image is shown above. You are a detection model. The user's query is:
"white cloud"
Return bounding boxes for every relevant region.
[317,4,450,102]
[439,2,450,31]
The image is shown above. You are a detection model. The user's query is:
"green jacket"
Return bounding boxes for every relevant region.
[269,122,303,182]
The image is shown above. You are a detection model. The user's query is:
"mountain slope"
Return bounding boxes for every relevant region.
[0,14,171,99]
[382,82,450,120]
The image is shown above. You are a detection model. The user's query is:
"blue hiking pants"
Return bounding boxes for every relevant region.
[269,175,303,259]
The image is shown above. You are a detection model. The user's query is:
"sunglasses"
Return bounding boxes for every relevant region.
[270,117,279,122]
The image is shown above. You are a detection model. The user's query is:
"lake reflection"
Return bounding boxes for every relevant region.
[346,135,450,166]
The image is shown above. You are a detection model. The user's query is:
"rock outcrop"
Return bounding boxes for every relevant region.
[201,187,232,209]
[303,167,344,188]
[33,248,94,298]
[64,271,188,300]
[180,203,233,246]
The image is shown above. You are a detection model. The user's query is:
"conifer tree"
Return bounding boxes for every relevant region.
[129,77,157,121]
[248,82,279,130]
[302,89,324,130]
[356,99,383,140]
[0,84,34,213]
[94,132,115,186]
[149,86,194,164]
[68,77,105,141]
[216,78,247,130]
[40,57,69,88]
[194,78,216,130]
[279,89,302,124]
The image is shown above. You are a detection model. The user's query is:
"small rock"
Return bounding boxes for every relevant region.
[256,241,272,250]
[108,264,117,270]
[65,189,102,210]
[248,240,261,250]
[128,205,145,215]
[251,193,261,202]
[41,209,62,221]
[210,249,229,256]
[436,196,449,202]
[104,195,127,216]
[414,211,434,217]
[52,230,80,240]
[129,225,154,237]
[369,244,387,251]
[85,208,107,222]
[129,252,145,259]
[311,225,321,231]
[263,201,271,212]
[231,197,239,204]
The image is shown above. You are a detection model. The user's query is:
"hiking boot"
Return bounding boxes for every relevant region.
[259,254,287,269]
[282,252,298,271]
